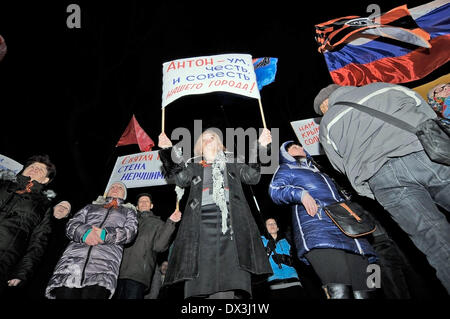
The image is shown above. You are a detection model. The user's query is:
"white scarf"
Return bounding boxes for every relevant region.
[211,151,230,234]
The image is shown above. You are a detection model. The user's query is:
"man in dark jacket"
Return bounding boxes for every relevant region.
[115,193,181,299]
[0,154,56,296]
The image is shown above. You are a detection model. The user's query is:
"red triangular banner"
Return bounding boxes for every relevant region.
[116,115,154,152]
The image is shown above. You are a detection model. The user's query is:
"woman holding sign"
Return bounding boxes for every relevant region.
[158,128,273,299]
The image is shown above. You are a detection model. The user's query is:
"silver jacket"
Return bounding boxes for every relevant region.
[45,197,137,298]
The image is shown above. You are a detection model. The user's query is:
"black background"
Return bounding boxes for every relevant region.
[0,0,448,306]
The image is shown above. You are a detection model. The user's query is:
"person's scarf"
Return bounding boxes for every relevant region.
[104,198,119,209]
[16,180,34,194]
[211,151,230,235]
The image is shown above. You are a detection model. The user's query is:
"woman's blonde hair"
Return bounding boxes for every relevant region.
[193,129,226,157]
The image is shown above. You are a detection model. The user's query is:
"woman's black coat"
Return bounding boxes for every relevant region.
[159,148,272,286]
[0,175,52,283]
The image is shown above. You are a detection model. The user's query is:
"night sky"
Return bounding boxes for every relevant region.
[0,0,448,301]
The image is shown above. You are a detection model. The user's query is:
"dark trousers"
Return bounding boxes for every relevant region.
[269,284,305,299]
[0,279,7,297]
[115,279,147,299]
[188,290,244,299]
[305,248,372,291]
[53,285,110,299]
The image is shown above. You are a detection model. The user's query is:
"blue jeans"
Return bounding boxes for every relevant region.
[368,151,450,294]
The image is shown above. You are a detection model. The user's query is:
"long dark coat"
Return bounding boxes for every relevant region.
[159,148,272,286]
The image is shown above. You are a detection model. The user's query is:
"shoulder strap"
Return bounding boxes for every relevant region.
[335,101,418,134]
[307,157,351,200]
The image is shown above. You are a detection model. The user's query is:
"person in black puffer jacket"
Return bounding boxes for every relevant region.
[0,154,56,297]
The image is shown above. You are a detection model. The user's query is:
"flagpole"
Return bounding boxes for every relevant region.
[258,98,267,129]
[103,148,118,198]
[161,107,165,133]
[219,105,264,219]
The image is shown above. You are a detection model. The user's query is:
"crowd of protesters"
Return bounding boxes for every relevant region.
[0,82,449,300]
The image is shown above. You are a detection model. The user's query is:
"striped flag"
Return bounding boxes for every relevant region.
[315,1,450,86]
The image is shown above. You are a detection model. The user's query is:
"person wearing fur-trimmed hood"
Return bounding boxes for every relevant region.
[269,141,378,299]
[157,128,273,299]
[45,182,138,299]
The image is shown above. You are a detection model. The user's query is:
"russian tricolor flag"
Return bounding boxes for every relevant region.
[315,0,450,86]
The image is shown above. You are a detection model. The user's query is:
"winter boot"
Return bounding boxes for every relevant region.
[322,283,353,299]
[353,289,378,299]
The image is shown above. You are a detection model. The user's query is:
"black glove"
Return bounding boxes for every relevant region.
[272,253,293,267]
[280,254,293,266]
[271,253,283,265]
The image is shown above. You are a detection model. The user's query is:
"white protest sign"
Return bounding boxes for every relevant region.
[105,150,173,193]
[290,118,324,156]
[0,154,23,174]
[162,53,260,107]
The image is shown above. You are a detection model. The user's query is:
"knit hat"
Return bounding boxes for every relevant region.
[108,181,127,200]
[57,200,72,211]
[313,84,340,115]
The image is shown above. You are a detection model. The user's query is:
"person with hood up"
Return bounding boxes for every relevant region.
[269,141,378,299]
[45,182,138,299]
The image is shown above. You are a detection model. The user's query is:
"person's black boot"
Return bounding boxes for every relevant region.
[322,284,353,299]
[353,289,378,299]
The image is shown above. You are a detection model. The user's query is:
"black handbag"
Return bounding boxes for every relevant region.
[323,201,376,238]
[336,101,450,166]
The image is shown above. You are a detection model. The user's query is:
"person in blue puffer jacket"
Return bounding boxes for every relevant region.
[261,218,304,299]
[269,141,378,299]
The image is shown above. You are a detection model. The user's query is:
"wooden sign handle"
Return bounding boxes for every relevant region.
[258,99,267,129]
[161,107,165,133]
